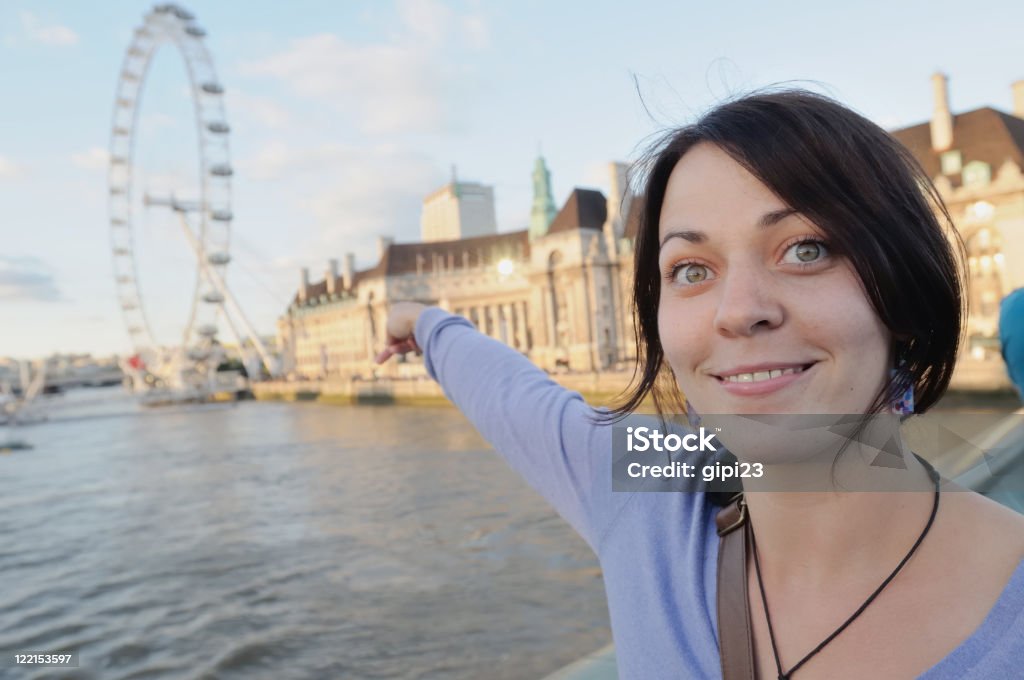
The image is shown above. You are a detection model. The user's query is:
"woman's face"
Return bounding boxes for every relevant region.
[657,143,892,417]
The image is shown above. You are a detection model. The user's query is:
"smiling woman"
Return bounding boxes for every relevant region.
[616,91,966,423]
[377,90,1024,680]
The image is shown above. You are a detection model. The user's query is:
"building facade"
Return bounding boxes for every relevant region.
[892,74,1024,361]
[277,158,638,380]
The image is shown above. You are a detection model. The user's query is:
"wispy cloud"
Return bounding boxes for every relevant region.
[70,147,109,170]
[0,155,25,178]
[0,256,62,302]
[18,11,78,47]
[237,141,443,262]
[225,90,291,130]
[237,0,487,135]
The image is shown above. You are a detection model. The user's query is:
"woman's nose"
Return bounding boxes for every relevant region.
[712,266,784,337]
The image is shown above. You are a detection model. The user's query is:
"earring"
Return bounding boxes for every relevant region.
[890,368,915,415]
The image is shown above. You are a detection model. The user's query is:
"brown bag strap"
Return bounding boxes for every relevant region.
[716,495,755,680]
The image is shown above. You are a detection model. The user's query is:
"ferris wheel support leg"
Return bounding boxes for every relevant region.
[176,214,282,378]
[217,302,262,379]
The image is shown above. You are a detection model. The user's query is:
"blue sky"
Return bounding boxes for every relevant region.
[4,0,1024,358]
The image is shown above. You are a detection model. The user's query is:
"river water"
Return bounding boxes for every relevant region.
[0,389,610,679]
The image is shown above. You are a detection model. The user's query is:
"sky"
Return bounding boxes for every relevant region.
[4,0,1024,359]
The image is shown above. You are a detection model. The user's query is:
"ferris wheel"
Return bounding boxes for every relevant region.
[108,4,277,390]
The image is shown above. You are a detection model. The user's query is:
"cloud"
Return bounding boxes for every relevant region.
[238,141,443,262]
[239,34,445,135]
[460,14,489,50]
[19,11,78,47]
[303,151,443,258]
[0,256,62,302]
[71,147,109,170]
[0,155,24,178]
[225,91,291,129]
[238,141,360,181]
[397,0,456,46]
[237,0,488,135]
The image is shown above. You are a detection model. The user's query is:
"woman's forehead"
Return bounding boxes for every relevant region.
[658,145,796,242]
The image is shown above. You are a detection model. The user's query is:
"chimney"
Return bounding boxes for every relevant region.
[377,235,393,260]
[1013,80,1024,118]
[606,161,630,239]
[299,267,310,303]
[326,259,338,295]
[930,72,954,152]
[342,252,355,291]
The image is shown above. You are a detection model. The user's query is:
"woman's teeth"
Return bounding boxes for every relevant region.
[723,366,806,383]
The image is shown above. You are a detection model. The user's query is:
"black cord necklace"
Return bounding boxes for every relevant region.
[748,458,942,680]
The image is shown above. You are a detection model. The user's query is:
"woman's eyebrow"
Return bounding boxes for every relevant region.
[659,208,799,249]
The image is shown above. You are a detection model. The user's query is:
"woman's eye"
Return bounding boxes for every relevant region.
[672,263,713,285]
[782,239,828,264]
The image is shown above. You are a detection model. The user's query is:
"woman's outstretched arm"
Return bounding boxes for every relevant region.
[376,302,610,551]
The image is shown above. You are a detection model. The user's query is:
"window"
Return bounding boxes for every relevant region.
[962,161,992,188]
[965,226,1005,338]
[940,150,962,175]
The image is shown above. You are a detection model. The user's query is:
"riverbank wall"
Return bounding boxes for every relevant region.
[251,370,637,407]
[252,359,1017,409]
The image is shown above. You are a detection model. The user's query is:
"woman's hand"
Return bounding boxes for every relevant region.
[374,301,428,364]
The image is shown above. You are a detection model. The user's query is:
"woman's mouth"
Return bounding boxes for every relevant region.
[712,362,817,396]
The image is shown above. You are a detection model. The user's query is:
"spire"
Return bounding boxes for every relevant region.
[529,154,556,242]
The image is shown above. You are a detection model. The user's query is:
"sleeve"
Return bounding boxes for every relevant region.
[414,306,610,551]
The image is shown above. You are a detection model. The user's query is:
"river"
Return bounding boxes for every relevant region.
[0,389,611,679]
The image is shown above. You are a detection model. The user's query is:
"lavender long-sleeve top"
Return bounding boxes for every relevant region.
[414,306,1024,679]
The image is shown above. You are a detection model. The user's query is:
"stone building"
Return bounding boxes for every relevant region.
[277,158,639,379]
[892,74,1024,362]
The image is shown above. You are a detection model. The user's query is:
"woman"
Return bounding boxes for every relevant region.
[376,90,1024,679]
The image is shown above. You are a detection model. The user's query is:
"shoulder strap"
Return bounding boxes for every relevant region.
[716,495,755,680]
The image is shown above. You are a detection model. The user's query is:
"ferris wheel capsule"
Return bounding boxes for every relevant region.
[186,348,209,361]
[207,252,231,265]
